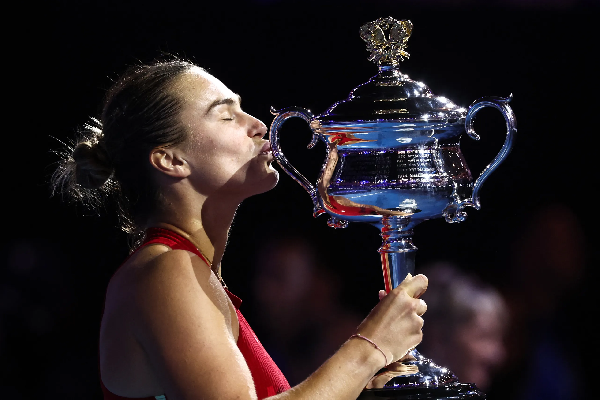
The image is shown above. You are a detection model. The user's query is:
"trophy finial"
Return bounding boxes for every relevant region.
[360,17,413,66]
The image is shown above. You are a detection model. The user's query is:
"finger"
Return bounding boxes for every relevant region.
[396,273,428,298]
[398,352,417,362]
[417,298,427,316]
[379,290,387,301]
[366,371,400,389]
[385,362,405,372]
[366,363,420,388]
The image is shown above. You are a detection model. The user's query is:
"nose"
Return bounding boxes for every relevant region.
[247,113,268,138]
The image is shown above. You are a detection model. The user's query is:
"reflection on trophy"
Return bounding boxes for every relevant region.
[269,17,516,399]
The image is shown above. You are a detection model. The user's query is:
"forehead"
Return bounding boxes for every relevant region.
[173,67,237,109]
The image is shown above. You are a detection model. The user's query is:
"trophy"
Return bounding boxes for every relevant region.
[269,17,516,399]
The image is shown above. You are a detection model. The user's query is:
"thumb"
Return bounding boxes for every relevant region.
[397,273,428,299]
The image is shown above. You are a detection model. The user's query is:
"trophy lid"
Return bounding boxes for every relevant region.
[319,17,466,124]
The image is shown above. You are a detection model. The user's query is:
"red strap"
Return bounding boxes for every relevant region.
[144,227,211,267]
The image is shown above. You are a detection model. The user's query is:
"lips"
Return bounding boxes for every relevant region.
[259,141,272,155]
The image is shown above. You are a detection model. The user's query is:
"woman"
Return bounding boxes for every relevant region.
[417,262,508,391]
[51,57,428,400]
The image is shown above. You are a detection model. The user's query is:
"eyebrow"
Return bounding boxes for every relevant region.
[205,94,242,115]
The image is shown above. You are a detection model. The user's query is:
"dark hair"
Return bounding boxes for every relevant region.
[51,57,199,243]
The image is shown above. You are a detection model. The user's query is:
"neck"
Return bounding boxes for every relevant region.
[145,194,241,276]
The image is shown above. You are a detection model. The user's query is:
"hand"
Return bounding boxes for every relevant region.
[354,273,428,365]
[365,361,419,389]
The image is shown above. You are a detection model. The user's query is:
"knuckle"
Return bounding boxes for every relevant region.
[416,274,429,286]
[389,287,405,300]
[408,299,419,312]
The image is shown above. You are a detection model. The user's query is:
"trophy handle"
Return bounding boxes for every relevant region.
[464,95,517,209]
[269,106,326,217]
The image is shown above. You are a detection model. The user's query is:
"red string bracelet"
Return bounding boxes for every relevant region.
[350,333,389,366]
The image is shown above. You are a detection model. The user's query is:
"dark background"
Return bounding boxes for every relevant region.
[3,0,597,398]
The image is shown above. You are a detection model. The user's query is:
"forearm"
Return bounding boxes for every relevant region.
[267,275,428,400]
[270,337,385,400]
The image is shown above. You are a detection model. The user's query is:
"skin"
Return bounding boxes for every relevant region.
[99,67,429,400]
[451,307,506,390]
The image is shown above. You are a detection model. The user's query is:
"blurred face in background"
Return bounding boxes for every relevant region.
[452,301,507,391]
[418,263,509,392]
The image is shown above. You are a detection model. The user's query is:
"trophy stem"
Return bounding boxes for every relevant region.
[377,216,417,293]
[371,215,478,397]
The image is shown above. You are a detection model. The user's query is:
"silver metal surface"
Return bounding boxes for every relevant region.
[269,17,514,396]
[388,350,459,388]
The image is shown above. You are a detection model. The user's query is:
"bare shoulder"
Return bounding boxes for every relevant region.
[100,245,245,398]
[106,244,214,306]
[100,245,199,396]
[126,246,222,326]
[104,244,229,339]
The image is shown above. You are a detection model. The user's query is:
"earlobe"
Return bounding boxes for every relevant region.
[149,148,191,178]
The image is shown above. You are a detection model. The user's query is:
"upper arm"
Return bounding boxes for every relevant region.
[132,250,256,400]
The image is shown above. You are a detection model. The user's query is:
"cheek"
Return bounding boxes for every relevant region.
[213,143,257,180]
[193,134,248,165]
[214,134,253,158]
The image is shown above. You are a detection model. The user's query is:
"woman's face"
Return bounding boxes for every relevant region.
[174,67,278,198]
[453,305,506,390]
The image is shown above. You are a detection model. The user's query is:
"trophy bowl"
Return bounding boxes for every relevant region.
[269,17,516,399]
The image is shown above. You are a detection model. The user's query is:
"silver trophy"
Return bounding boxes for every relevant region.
[269,17,516,399]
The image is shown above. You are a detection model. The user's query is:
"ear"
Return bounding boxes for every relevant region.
[149,148,191,178]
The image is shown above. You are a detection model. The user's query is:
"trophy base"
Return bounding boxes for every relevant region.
[358,383,486,399]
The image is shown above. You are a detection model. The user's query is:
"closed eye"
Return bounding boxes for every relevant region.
[206,94,242,116]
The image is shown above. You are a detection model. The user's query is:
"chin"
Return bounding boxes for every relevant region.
[261,169,280,192]
[248,169,280,197]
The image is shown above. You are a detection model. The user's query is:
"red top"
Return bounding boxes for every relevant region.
[101,227,290,400]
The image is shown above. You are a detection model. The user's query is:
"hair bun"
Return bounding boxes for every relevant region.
[73,140,114,189]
